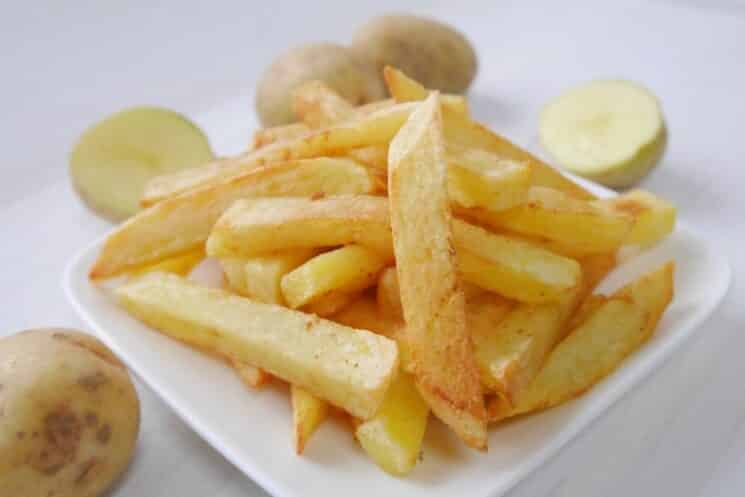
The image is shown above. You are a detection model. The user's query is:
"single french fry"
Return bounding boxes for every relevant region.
[242,250,318,305]
[383,66,469,116]
[595,189,676,247]
[292,80,355,128]
[90,158,375,279]
[376,267,403,321]
[488,262,674,422]
[291,385,329,455]
[141,102,418,205]
[388,94,487,449]
[281,245,387,309]
[466,187,633,254]
[207,195,393,259]
[117,272,399,419]
[252,123,311,149]
[355,372,429,476]
[128,247,205,278]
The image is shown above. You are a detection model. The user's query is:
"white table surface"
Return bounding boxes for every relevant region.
[1,1,744,496]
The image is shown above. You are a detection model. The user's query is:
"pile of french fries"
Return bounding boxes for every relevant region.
[91,67,677,476]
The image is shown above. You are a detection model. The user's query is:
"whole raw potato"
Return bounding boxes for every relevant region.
[256,42,386,126]
[352,14,478,94]
[0,329,140,497]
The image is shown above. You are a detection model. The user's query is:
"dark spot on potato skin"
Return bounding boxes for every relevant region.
[85,411,99,427]
[97,423,112,444]
[29,405,82,475]
[77,371,109,392]
[16,431,25,440]
[75,457,100,485]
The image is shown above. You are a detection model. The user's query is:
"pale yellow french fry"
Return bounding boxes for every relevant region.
[292,80,355,128]
[467,187,634,254]
[453,220,582,302]
[117,273,399,419]
[281,245,387,309]
[388,94,487,450]
[594,189,676,247]
[291,385,329,455]
[302,290,358,317]
[206,195,393,259]
[376,267,403,321]
[242,250,318,305]
[355,372,429,476]
[488,262,674,422]
[230,358,271,389]
[128,247,205,278]
[220,257,250,296]
[90,158,375,279]
[141,102,417,205]
[252,123,311,149]
[383,66,469,116]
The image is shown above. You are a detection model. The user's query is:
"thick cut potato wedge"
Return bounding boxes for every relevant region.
[231,358,271,389]
[242,250,318,305]
[220,257,250,296]
[291,385,329,454]
[377,267,403,321]
[141,102,417,205]
[281,245,387,308]
[207,195,393,259]
[388,94,487,449]
[383,66,469,116]
[442,113,596,201]
[302,290,358,317]
[447,146,531,212]
[488,262,674,422]
[90,158,374,279]
[116,273,398,419]
[595,189,676,247]
[128,247,205,277]
[453,220,582,302]
[355,372,429,476]
[252,123,311,149]
[292,80,355,128]
[469,187,634,254]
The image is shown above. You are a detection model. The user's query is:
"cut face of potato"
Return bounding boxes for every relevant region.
[355,372,429,476]
[489,262,674,422]
[291,385,329,455]
[388,94,487,450]
[453,220,582,303]
[292,80,355,128]
[281,245,387,309]
[69,106,214,221]
[117,273,399,419]
[383,65,469,116]
[242,250,318,305]
[90,158,375,279]
[207,195,393,259]
[252,123,311,149]
[471,186,634,254]
[595,189,676,247]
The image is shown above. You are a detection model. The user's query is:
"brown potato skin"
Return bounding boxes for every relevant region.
[0,329,140,497]
[256,42,386,126]
[352,14,478,94]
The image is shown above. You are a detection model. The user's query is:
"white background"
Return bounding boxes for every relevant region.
[1,1,744,496]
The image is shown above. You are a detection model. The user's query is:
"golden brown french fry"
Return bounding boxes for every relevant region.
[383,66,469,116]
[388,94,487,449]
[302,290,358,317]
[292,80,355,128]
[355,372,429,476]
[231,358,271,389]
[127,247,205,278]
[465,187,634,254]
[376,267,403,321]
[206,195,393,259]
[281,245,387,309]
[488,262,674,422]
[242,250,318,305]
[252,123,311,149]
[291,385,329,455]
[141,102,417,205]
[595,189,676,247]
[90,158,375,279]
[117,273,399,419]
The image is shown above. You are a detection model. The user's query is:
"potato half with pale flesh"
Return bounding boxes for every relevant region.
[70,106,213,221]
[0,329,140,497]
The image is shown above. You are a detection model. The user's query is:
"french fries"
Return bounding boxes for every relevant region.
[388,93,487,450]
[281,245,387,308]
[488,262,674,422]
[91,158,376,278]
[117,272,399,419]
[95,68,678,476]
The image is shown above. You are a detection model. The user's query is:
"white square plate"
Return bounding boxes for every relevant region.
[64,203,730,497]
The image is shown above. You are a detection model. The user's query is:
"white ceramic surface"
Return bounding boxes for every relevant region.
[64,188,730,497]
